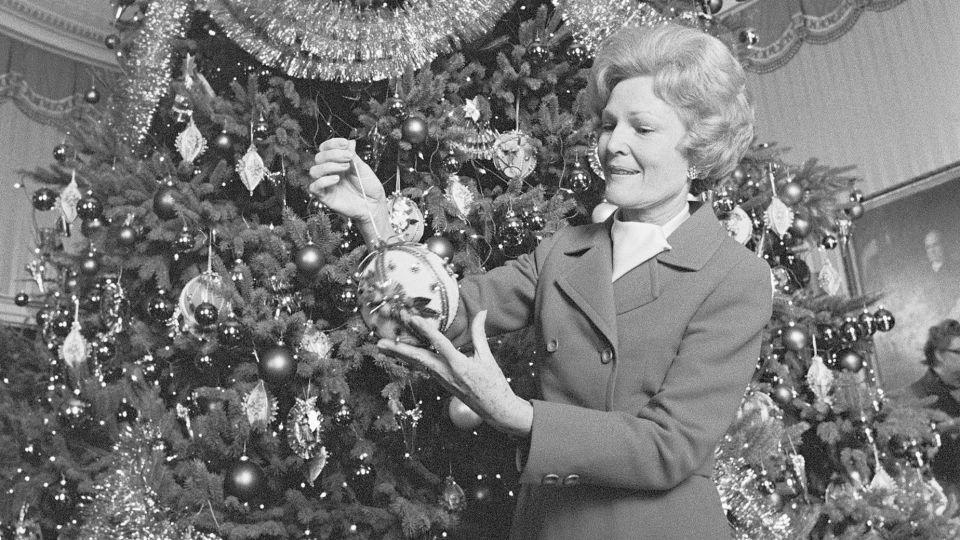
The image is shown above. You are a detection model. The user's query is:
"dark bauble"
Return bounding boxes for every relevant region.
[523,207,545,232]
[844,203,864,220]
[146,291,175,322]
[704,0,723,14]
[857,310,877,337]
[253,114,269,142]
[153,186,178,220]
[81,216,107,236]
[333,401,354,426]
[59,397,93,431]
[223,456,265,502]
[770,384,794,406]
[76,193,104,221]
[788,215,811,239]
[567,164,593,194]
[565,41,590,68]
[32,187,58,211]
[441,154,462,176]
[218,316,244,348]
[525,40,552,66]
[840,318,862,342]
[335,282,358,313]
[338,219,364,252]
[400,117,428,145]
[849,189,864,203]
[730,166,747,183]
[213,131,233,153]
[35,308,51,327]
[80,252,100,276]
[500,211,527,250]
[53,142,71,163]
[779,181,804,205]
[83,87,101,104]
[117,224,138,246]
[425,235,455,262]
[816,323,840,350]
[194,302,219,327]
[92,340,116,361]
[173,227,194,254]
[781,325,808,352]
[104,33,120,49]
[116,398,138,423]
[295,243,324,276]
[258,345,297,385]
[51,314,73,337]
[836,348,864,372]
[820,234,838,250]
[712,185,737,214]
[874,307,895,332]
[386,94,406,118]
[14,292,29,307]
[738,28,759,47]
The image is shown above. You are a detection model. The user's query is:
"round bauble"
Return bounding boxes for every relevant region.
[258,345,297,385]
[840,318,862,342]
[333,401,354,426]
[523,206,546,232]
[565,41,590,67]
[770,384,794,406]
[194,302,219,327]
[218,316,244,348]
[35,308,51,327]
[50,313,73,337]
[849,189,864,203]
[252,114,269,142]
[223,456,265,502]
[400,117,428,145]
[92,339,116,362]
[857,310,877,337]
[80,252,100,276]
[117,224,138,246]
[780,181,804,205]
[53,142,71,163]
[179,272,231,330]
[76,193,103,221]
[104,34,120,49]
[705,0,723,14]
[147,291,175,322]
[788,215,811,239]
[32,187,58,211]
[821,234,838,250]
[844,203,864,220]
[836,348,864,372]
[81,216,107,236]
[213,131,233,153]
[425,235,455,262]
[116,398,139,423]
[448,396,483,430]
[357,243,459,344]
[386,94,406,118]
[295,243,324,276]
[500,210,527,250]
[14,292,29,307]
[335,282,359,313]
[874,307,895,332]
[781,325,807,352]
[153,186,178,220]
[388,195,425,243]
[592,201,618,224]
[173,227,195,254]
[492,130,537,181]
[441,154,462,176]
[712,185,737,214]
[731,166,747,183]
[83,87,101,105]
[525,40,551,66]
[567,163,593,194]
[338,218,364,252]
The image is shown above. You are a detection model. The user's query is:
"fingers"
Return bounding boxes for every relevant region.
[308,174,339,195]
[317,138,352,152]
[406,315,461,360]
[377,339,444,373]
[309,161,350,178]
[314,148,355,165]
[469,311,494,360]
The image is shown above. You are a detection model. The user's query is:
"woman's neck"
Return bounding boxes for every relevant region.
[618,193,688,225]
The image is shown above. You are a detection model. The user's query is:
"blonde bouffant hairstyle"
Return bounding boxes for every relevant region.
[586,23,754,192]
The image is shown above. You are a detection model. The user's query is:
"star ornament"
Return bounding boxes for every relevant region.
[463,97,481,123]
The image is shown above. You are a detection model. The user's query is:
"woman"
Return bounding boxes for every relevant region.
[309,23,771,539]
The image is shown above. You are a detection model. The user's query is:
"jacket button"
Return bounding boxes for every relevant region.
[562,474,580,486]
[600,349,614,364]
[542,474,560,485]
[546,338,559,352]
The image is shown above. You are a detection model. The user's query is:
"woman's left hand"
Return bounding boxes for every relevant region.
[377,311,533,438]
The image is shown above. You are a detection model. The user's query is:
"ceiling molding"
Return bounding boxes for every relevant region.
[0,0,119,71]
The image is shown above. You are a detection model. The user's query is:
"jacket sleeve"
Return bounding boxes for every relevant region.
[519,254,773,490]
[444,231,563,348]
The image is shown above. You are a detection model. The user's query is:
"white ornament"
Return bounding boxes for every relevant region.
[242,380,277,431]
[306,446,328,485]
[60,177,82,223]
[446,177,476,217]
[236,144,268,195]
[492,130,537,181]
[463,97,481,123]
[59,321,88,368]
[300,326,332,360]
[175,117,207,163]
[388,194,425,243]
[818,255,842,295]
[588,139,606,181]
[764,197,794,236]
[723,206,752,244]
[178,272,232,331]
[806,355,834,403]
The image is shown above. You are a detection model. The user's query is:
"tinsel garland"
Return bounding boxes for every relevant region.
[115,0,193,147]
[556,0,669,51]
[204,0,514,81]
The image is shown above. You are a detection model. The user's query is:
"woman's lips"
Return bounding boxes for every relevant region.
[607,166,641,175]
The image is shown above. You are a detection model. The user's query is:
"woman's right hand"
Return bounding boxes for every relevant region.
[308,138,386,222]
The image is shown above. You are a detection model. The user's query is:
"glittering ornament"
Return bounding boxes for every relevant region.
[836,348,864,372]
[60,397,93,431]
[388,195,425,243]
[806,355,834,402]
[218,315,244,347]
[525,40,551,66]
[178,272,232,330]
[147,290,175,322]
[175,117,207,163]
[83,86,101,104]
[448,396,483,430]
[152,185,178,220]
[173,227,195,254]
[770,266,792,294]
[446,176,477,217]
[333,401,353,426]
[874,307,895,332]
[14,292,29,307]
[523,206,545,232]
[258,344,297,385]
[59,320,88,368]
[116,398,139,423]
[781,325,807,352]
[76,193,104,221]
[386,94,406,117]
[294,243,324,276]
[32,188,57,211]
[739,28,760,47]
[567,162,593,194]
[401,117,428,145]
[592,201,618,224]
[764,198,794,236]
[712,185,736,214]
[492,130,537,181]
[440,154,462,176]
[300,326,332,359]
[840,318,862,342]
[425,235,455,262]
[224,456,264,502]
[357,243,459,344]
[704,0,723,14]
[565,41,590,67]
[194,302,219,327]
[242,380,277,431]
[771,384,794,406]
[440,475,466,511]
[821,234,838,250]
[338,218,364,252]
[53,142,71,163]
[448,126,496,160]
[286,396,324,459]
[817,324,840,350]
[335,281,359,313]
[500,210,527,250]
[252,112,269,141]
[858,310,877,337]
[237,144,269,195]
[780,181,803,205]
[818,257,842,295]
[722,206,752,244]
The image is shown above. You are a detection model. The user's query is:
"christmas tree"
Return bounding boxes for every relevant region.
[1,0,956,538]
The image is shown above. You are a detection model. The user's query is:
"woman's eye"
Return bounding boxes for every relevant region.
[636,126,653,134]
[600,123,615,131]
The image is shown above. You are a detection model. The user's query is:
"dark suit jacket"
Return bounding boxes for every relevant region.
[905,369,960,493]
[447,203,773,539]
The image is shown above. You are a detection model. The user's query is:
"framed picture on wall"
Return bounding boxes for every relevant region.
[848,164,960,391]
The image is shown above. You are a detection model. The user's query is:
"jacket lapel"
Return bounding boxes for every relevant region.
[554,222,619,350]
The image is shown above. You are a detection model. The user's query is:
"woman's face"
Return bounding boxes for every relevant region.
[598,75,690,221]
[935,336,960,387]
